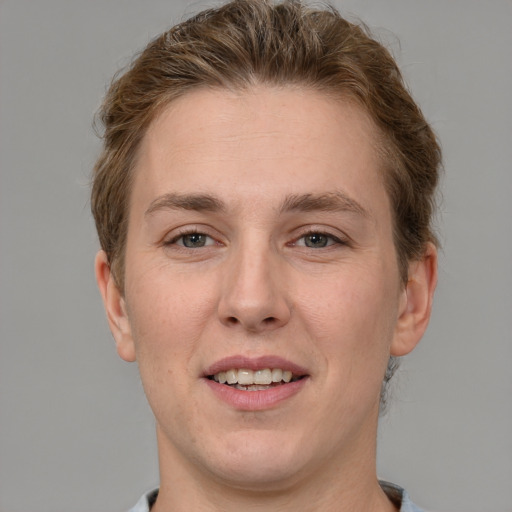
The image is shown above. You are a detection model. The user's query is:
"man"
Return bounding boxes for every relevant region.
[92,1,439,510]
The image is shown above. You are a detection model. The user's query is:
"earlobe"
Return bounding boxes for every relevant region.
[94,250,136,362]
[391,243,438,357]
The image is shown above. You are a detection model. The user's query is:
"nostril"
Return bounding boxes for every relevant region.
[263,317,276,324]
[227,316,239,325]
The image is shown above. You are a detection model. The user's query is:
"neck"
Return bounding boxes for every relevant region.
[151,424,398,512]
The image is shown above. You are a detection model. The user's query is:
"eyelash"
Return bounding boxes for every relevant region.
[163,228,348,250]
[291,230,347,249]
[163,229,217,248]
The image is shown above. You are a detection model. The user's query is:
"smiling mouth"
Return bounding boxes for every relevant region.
[208,368,305,391]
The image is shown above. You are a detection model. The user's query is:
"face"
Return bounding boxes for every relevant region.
[97,85,435,492]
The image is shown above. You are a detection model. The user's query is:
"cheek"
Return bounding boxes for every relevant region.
[123,270,217,425]
[124,265,219,364]
[296,263,400,361]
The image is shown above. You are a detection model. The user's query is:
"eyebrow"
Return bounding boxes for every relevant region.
[144,191,368,218]
[279,192,369,217]
[145,193,226,216]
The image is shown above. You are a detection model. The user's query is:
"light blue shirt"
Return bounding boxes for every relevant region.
[128,481,424,511]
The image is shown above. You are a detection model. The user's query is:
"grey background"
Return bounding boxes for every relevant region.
[0,1,511,511]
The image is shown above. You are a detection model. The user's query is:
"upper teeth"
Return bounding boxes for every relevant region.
[213,368,293,385]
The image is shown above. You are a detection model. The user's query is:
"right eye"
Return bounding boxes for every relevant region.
[166,232,216,248]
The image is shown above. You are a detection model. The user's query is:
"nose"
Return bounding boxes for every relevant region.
[217,240,291,333]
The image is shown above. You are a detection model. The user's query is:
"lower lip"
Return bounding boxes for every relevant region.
[204,378,308,411]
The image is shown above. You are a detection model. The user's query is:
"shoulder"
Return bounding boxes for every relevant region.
[127,489,159,512]
[380,480,425,512]
[129,484,425,511]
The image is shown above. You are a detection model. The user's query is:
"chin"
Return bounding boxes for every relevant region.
[201,430,313,491]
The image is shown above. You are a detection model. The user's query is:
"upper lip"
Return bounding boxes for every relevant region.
[203,355,308,377]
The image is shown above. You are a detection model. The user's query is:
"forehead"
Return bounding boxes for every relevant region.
[132,85,389,219]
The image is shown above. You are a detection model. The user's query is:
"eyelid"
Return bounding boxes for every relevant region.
[162,226,221,247]
[289,227,349,247]
[174,233,216,247]
[294,234,342,248]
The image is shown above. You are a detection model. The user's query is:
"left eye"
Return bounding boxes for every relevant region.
[174,233,215,248]
[296,233,339,248]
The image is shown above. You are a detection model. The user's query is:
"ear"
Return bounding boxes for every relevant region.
[391,243,438,357]
[94,250,136,362]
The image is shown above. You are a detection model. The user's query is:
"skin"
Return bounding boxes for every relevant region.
[96,86,437,512]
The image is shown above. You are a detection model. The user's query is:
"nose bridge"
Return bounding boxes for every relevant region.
[218,232,290,331]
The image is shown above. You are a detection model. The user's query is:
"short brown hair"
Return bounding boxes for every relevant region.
[92,0,440,290]
[91,0,441,406]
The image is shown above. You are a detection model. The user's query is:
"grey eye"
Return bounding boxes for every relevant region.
[181,233,209,248]
[303,233,330,248]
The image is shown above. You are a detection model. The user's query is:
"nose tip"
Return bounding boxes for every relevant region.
[217,252,291,333]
